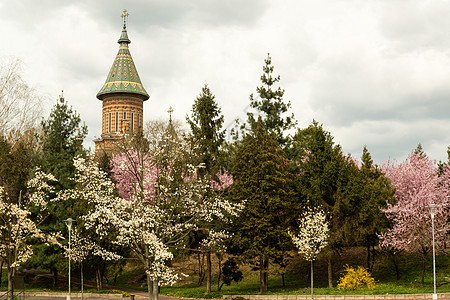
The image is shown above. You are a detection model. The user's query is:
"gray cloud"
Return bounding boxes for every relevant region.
[2,0,450,165]
[379,1,450,53]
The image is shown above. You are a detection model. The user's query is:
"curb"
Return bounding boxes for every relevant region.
[222,294,450,300]
[24,292,125,298]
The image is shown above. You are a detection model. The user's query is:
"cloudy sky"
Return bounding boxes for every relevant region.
[2,0,450,164]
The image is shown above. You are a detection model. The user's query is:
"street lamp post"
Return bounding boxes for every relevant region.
[428,204,437,300]
[64,218,73,300]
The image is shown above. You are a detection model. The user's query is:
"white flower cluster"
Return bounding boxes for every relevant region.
[0,170,62,273]
[200,230,231,254]
[27,169,57,208]
[74,154,243,287]
[289,207,329,261]
[63,227,121,262]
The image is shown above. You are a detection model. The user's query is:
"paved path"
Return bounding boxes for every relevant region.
[20,269,190,300]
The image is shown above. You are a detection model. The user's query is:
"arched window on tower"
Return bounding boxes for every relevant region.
[108,112,112,133]
[131,112,134,132]
[115,111,119,132]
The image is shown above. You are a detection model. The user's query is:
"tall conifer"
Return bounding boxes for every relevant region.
[186,85,226,293]
[232,119,292,292]
[246,54,295,146]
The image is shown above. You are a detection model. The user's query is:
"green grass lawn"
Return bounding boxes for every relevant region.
[158,249,449,299]
[1,247,448,299]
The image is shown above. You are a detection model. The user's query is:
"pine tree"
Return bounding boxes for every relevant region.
[289,120,350,288]
[39,93,87,188]
[357,146,394,270]
[246,54,295,146]
[186,85,226,293]
[231,119,292,292]
[187,84,225,177]
[27,93,88,286]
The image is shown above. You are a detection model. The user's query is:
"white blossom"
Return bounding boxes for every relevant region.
[289,207,329,261]
[73,152,242,291]
[0,170,63,296]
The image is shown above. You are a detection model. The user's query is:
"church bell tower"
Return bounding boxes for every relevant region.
[94,10,149,153]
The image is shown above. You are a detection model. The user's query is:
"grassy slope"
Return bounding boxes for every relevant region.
[157,248,449,298]
[1,247,448,298]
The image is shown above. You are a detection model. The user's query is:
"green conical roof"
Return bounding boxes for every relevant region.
[97,22,149,101]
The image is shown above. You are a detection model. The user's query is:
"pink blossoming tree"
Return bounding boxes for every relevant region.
[380,152,449,284]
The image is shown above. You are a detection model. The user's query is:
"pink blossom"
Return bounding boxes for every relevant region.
[211,170,233,190]
[380,153,449,253]
[111,150,158,203]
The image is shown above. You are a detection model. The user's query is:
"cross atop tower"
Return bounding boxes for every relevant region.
[121,9,129,29]
[168,106,174,121]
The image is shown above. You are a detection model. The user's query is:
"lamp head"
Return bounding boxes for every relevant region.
[64,218,74,229]
[429,204,436,218]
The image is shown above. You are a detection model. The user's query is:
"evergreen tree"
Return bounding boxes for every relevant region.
[231,119,293,292]
[357,146,394,270]
[187,84,225,177]
[27,93,88,286]
[414,143,427,159]
[246,54,295,146]
[38,93,87,188]
[186,85,227,293]
[289,120,352,288]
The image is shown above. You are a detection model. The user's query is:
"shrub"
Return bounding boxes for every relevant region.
[337,265,376,290]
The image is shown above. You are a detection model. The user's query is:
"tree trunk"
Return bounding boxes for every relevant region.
[370,244,376,272]
[152,280,159,300]
[259,256,268,293]
[81,263,84,300]
[96,265,103,290]
[327,253,333,288]
[7,263,16,300]
[0,260,3,287]
[206,251,212,294]
[366,242,371,270]
[217,255,222,291]
[421,254,426,285]
[101,262,108,284]
[52,267,58,287]
[311,260,314,300]
[147,275,153,300]
[388,251,401,280]
[265,258,269,291]
[197,252,205,286]
[146,276,158,300]
[7,266,14,300]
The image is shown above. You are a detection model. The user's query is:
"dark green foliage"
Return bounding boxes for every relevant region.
[413,143,427,159]
[187,84,225,177]
[356,146,395,270]
[246,54,295,146]
[0,135,32,203]
[289,120,345,216]
[38,94,87,189]
[231,119,294,292]
[186,85,230,293]
[288,122,395,286]
[28,94,88,286]
[219,258,243,291]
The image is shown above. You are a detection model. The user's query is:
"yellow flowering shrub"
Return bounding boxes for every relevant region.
[337,265,376,290]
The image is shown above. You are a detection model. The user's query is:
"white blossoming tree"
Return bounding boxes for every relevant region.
[63,227,121,296]
[73,142,242,300]
[290,207,329,300]
[0,170,62,300]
